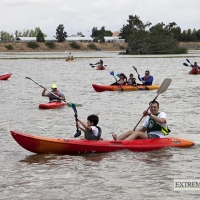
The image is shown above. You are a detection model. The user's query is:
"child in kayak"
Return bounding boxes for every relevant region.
[77,114,102,140]
[111,73,127,85]
[127,73,137,85]
[42,84,66,102]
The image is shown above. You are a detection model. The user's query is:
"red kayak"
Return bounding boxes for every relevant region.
[10,130,194,155]
[39,101,67,109]
[96,66,106,70]
[0,73,12,80]
[189,68,200,74]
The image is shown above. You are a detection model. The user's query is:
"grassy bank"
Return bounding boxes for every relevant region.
[0,41,199,53]
[0,42,127,52]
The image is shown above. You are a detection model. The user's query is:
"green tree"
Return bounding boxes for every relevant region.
[55,24,67,42]
[120,15,186,54]
[0,31,14,42]
[37,30,45,42]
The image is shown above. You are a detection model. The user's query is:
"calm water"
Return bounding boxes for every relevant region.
[0,51,200,200]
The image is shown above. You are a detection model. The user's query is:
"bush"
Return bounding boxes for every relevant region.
[45,41,55,49]
[87,43,97,49]
[120,45,125,50]
[5,44,14,50]
[69,41,80,49]
[27,42,39,49]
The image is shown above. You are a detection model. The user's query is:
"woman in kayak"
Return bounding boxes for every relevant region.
[77,114,102,140]
[42,84,66,102]
[138,70,153,85]
[111,73,127,85]
[112,101,170,140]
[95,59,103,67]
[127,73,137,85]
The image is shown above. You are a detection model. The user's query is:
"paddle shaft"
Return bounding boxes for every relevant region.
[26,77,66,102]
[71,104,81,137]
[133,78,172,130]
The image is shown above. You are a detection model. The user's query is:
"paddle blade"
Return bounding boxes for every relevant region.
[110,71,114,76]
[116,73,120,78]
[186,58,191,64]
[74,130,81,138]
[26,77,31,80]
[157,78,172,95]
[183,63,189,66]
[89,63,93,66]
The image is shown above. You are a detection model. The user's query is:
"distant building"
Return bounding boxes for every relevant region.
[103,31,125,43]
[15,36,93,42]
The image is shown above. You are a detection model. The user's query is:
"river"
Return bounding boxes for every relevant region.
[0,51,200,200]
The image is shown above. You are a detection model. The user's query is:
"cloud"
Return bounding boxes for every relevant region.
[1,0,200,37]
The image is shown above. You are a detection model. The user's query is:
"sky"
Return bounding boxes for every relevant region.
[1,0,200,37]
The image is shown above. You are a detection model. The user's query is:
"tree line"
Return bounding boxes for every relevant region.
[1,14,200,54]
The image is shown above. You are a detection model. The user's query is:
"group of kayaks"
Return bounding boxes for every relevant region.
[7,60,196,155]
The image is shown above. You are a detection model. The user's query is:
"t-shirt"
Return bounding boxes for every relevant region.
[142,112,167,138]
[91,126,99,136]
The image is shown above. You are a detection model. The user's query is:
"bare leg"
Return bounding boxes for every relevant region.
[112,130,134,140]
[125,131,148,140]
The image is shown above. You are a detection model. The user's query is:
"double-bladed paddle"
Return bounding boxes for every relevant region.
[110,71,123,91]
[26,77,82,107]
[71,104,81,137]
[89,63,107,68]
[133,78,172,130]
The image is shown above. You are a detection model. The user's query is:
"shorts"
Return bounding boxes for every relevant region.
[148,133,160,138]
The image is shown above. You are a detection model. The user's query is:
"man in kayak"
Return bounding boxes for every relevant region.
[95,59,103,67]
[77,114,102,140]
[190,62,200,70]
[138,70,153,85]
[112,101,170,140]
[42,84,66,102]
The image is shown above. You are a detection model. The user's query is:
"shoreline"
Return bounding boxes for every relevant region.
[0,41,200,53]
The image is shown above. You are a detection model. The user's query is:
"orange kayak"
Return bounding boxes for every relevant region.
[0,73,12,80]
[92,84,160,92]
[10,130,194,155]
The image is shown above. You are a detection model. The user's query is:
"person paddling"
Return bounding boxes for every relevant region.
[138,70,153,85]
[42,84,66,102]
[77,114,102,140]
[111,73,127,85]
[112,101,170,140]
[127,73,137,85]
[95,59,103,67]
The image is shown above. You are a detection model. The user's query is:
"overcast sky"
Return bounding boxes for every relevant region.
[1,0,200,37]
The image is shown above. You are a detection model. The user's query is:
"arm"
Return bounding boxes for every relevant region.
[42,88,47,96]
[138,75,142,81]
[77,118,92,131]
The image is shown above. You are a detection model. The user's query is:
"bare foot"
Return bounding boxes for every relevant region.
[112,133,117,140]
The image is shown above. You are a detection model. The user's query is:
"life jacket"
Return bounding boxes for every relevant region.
[49,90,61,102]
[127,78,136,85]
[146,113,171,135]
[84,126,102,140]
[118,78,127,85]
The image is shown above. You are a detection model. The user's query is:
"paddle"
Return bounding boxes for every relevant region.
[110,71,123,91]
[186,58,191,65]
[183,63,189,67]
[89,63,107,68]
[71,104,81,137]
[26,77,82,107]
[132,66,149,90]
[133,78,172,130]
